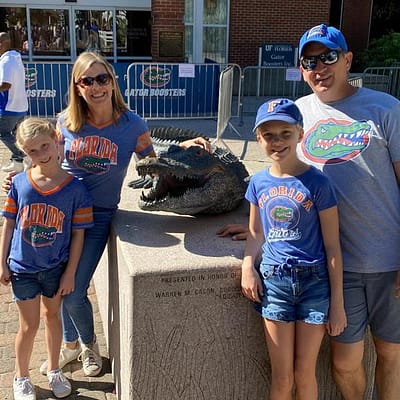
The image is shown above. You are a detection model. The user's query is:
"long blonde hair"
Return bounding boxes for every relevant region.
[63,52,127,132]
[16,117,56,152]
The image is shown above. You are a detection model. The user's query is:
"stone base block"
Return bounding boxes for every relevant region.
[93,161,376,400]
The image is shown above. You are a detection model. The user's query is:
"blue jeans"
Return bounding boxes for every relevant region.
[0,115,26,161]
[11,263,66,301]
[256,263,330,323]
[61,207,115,344]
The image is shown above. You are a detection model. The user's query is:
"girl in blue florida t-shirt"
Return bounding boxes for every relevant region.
[241,99,346,400]
[0,117,93,400]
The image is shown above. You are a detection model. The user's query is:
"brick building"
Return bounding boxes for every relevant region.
[152,0,373,66]
[1,0,372,66]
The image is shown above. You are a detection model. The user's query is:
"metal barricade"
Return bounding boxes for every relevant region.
[239,66,311,123]
[362,67,400,99]
[22,62,400,121]
[348,75,363,87]
[24,62,72,118]
[126,63,242,120]
[212,65,242,152]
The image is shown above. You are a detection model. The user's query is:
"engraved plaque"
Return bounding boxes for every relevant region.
[159,31,184,58]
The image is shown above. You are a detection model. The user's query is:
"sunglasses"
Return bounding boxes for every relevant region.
[300,50,341,71]
[77,73,111,87]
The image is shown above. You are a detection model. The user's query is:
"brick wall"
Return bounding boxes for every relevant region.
[151,0,371,67]
[229,0,330,67]
[152,0,185,62]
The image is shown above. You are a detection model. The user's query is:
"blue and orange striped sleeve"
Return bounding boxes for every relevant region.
[1,197,17,219]
[135,131,154,157]
[71,206,94,230]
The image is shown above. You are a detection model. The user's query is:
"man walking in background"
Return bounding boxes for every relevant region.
[0,32,28,173]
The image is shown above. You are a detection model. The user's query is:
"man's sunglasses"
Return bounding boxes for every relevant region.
[77,73,111,87]
[300,50,341,71]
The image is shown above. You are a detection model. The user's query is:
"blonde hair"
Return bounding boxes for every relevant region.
[63,52,127,132]
[16,117,56,152]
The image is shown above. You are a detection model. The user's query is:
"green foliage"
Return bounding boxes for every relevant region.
[359,32,400,68]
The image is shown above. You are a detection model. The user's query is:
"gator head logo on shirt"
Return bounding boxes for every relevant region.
[75,156,110,174]
[24,225,57,247]
[268,197,299,231]
[271,206,293,223]
[301,118,370,164]
[140,66,171,88]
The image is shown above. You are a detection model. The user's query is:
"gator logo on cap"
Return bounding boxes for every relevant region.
[140,66,171,88]
[25,67,37,88]
[301,118,370,164]
[307,24,327,39]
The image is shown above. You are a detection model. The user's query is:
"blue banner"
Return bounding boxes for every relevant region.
[25,62,72,117]
[126,64,220,118]
[24,62,220,119]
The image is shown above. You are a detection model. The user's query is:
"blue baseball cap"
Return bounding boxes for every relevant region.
[253,98,303,132]
[298,24,348,57]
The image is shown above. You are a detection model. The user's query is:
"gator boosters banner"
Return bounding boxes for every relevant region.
[126,63,220,119]
[25,63,72,117]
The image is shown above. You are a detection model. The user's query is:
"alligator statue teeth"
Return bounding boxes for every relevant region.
[128,127,249,215]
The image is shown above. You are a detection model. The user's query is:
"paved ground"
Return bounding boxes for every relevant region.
[0,144,116,399]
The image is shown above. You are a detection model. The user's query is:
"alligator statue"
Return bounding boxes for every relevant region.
[128,127,249,215]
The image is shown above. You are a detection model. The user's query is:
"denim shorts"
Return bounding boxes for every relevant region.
[255,263,330,324]
[333,271,400,343]
[11,264,66,302]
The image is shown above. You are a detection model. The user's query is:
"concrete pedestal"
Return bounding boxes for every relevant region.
[94,159,376,400]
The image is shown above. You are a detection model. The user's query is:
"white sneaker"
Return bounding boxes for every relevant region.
[78,337,102,377]
[13,377,36,400]
[39,343,81,375]
[1,160,24,173]
[47,369,72,398]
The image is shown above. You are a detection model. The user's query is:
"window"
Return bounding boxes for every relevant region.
[116,10,151,57]
[0,7,27,53]
[74,10,112,56]
[0,6,152,61]
[185,0,228,64]
[30,9,70,57]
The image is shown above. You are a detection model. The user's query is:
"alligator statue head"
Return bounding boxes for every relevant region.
[128,127,249,215]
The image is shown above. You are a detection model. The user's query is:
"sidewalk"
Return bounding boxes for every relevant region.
[0,144,116,399]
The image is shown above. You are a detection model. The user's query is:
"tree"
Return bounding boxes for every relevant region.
[370,0,400,39]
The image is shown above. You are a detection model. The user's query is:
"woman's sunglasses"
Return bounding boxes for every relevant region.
[77,73,111,87]
[300,50,341,71]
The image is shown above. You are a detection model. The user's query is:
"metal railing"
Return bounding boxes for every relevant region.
[25,62,72,118]
[238,66,312,123]
[361,67,400,99]
[126,62,241,120]
[22,62,400,121]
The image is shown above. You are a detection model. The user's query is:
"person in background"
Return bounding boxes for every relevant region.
[219,24,400,400]
[0,117,93,400]
[0,32,28,173]
[242,98,346,400]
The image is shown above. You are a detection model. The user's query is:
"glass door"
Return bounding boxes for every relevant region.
[28,7,71,59]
